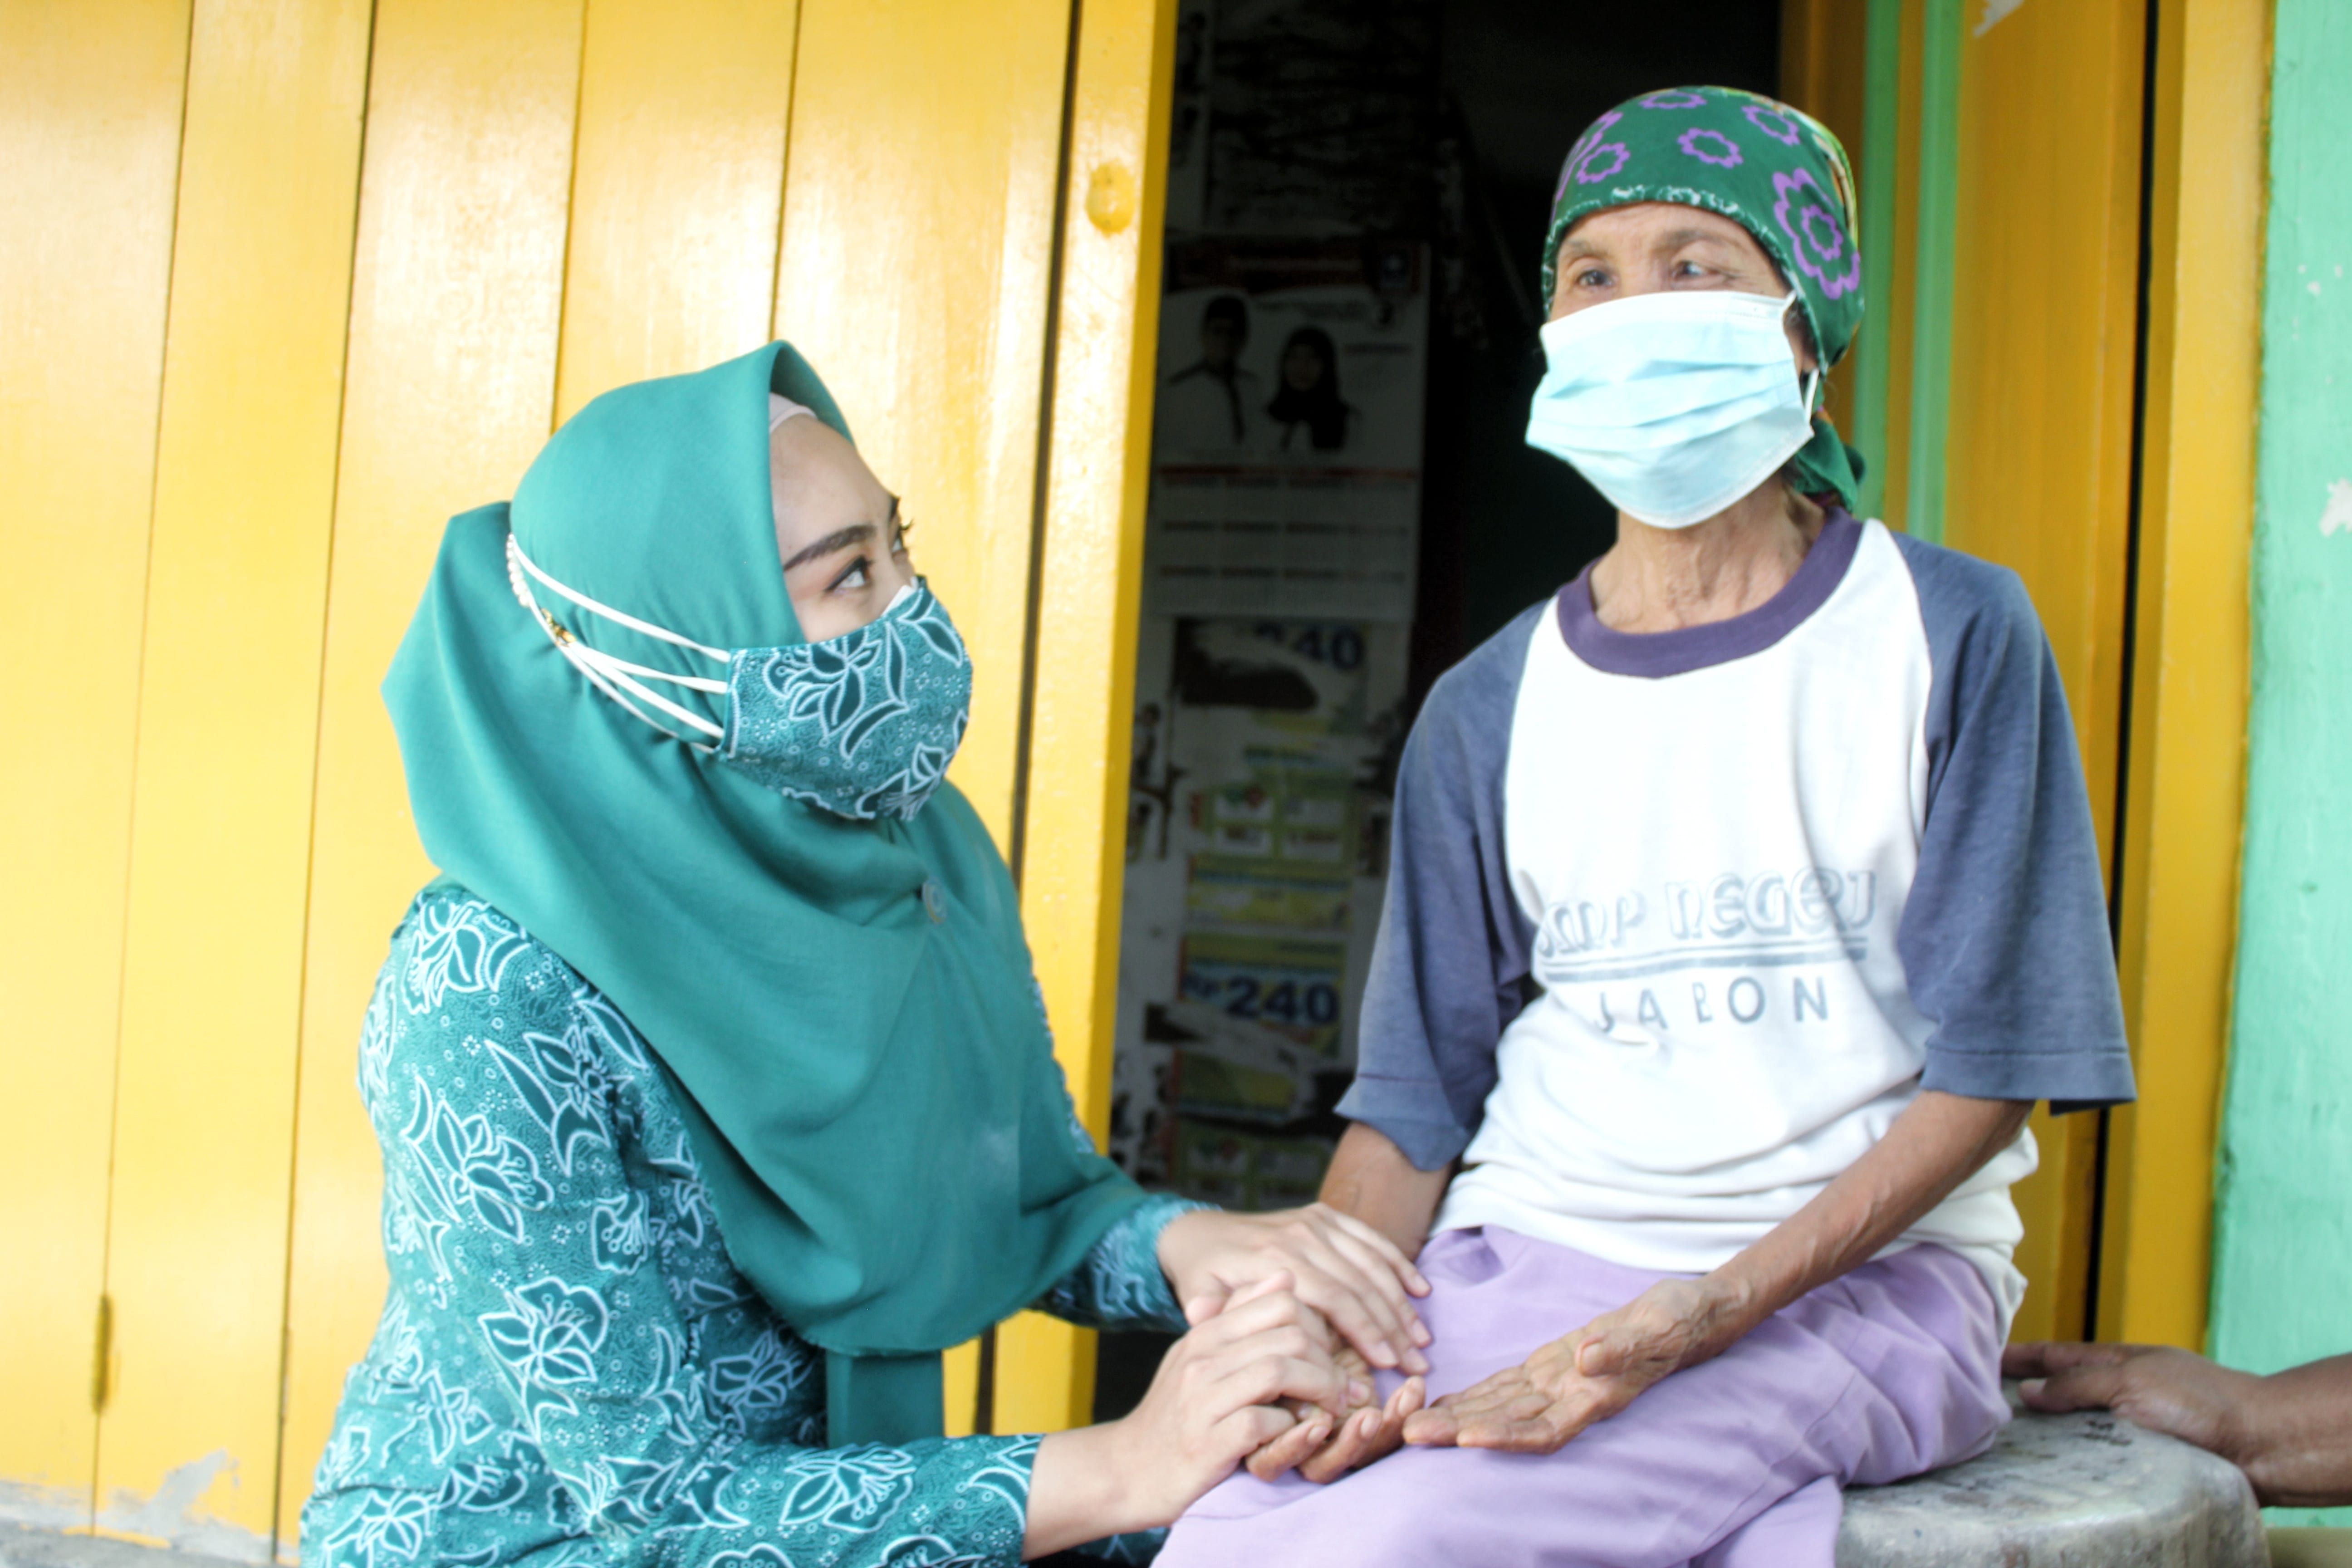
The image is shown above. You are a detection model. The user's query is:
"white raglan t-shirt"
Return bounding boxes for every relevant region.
[1340,514,2135,1333]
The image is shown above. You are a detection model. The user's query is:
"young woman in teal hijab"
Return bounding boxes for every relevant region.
[302,342,1431,1568]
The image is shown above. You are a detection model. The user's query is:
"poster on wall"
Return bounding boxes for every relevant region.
[1145,241,1428,623]
[1109,241,1427,1197]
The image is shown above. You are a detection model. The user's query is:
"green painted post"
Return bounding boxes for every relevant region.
[1904,0,1963,545]
[1849,0,1903,523]
[2208,0,2352,1531]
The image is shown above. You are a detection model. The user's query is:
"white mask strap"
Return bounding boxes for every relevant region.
[1781,294,1824,417]
[506,534,729,747]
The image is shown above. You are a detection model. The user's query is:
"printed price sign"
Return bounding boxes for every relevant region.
[1176,931,1346,1056]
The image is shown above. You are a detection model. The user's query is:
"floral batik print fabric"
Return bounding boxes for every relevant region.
[722,581,974,822]
[304,887,1199,1568]
[1538,85,1862,368]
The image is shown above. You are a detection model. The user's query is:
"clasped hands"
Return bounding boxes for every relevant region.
[1159,1207,1740,1485]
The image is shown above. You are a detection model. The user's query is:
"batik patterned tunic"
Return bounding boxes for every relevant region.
[304,888,1194,1568]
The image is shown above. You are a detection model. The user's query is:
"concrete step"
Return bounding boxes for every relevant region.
[0,1527,255,1568]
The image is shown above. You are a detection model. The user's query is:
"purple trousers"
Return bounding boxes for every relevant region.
[1156,1227,2007,1568]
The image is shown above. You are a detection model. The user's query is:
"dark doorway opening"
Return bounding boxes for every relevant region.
[1095,0,1784,1426]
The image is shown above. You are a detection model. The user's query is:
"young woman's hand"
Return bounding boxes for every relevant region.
[1157,1205,1433,1375]
[1244,1343,1427,1484]
[1023,1274,1365,1557]
[1402,1276,1734,1453]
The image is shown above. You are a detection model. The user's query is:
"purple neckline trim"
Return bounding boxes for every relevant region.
[1556,512,1863,679]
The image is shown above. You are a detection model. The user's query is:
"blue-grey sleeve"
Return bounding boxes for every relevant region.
[1892,535,2136,1111]
[1335,604,1543,1168]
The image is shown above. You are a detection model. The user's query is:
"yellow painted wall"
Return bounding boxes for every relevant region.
[1944,0,2150,1345]
[1,0,1172,1554]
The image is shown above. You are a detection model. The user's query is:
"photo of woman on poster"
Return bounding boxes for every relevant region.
[1267,326,1358,452]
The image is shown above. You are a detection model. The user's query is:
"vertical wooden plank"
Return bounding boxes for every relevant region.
[996,0,1178,1437]
[92,0,370,1554]
[275,1,586,1550]
[1948,0,2144,862]
[0,0,191,1528]
[1902,0,1963,546]
[1776,0,1868,437]
[1943,0,2149,1345]
[553,0,799,422]
[769,0,1074,853]
[1849,0,1904,523]
[1874,0,1926,533]
[2102,0,2267,1353]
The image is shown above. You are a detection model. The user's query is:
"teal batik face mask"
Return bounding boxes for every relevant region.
[722,582,971,821]
[508,537,972,822]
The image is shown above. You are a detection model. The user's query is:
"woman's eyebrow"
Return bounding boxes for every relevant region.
[781,521,875,573]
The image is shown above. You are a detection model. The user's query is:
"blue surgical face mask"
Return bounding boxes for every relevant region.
[1525,290,1820,529]
[507,537,972,822]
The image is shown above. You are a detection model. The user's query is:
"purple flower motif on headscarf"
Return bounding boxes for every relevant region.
[1772,170,1862,299]
[1678,127,1743,168]
[1640,90,1706,110]
[1744,104,1803,146]
[1555,111,1631,196]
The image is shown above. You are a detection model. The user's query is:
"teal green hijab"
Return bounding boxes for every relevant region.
[383,342,1145,1443]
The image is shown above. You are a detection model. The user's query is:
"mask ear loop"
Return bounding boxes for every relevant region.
[1774,291,1827,419]
[506,534,730,751]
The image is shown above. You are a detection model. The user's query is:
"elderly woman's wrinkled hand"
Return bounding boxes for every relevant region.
[1158,1204,1433,1376]
[1401,1277,1736,1454]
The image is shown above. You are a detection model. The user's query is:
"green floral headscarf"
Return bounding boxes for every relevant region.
[1541,85,1866,511]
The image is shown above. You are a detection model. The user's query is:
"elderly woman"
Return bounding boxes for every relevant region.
[1156,86,2136,1567]
[301,344,1433,1568]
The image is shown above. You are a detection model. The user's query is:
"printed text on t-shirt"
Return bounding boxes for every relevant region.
[1531,867,1875,986]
